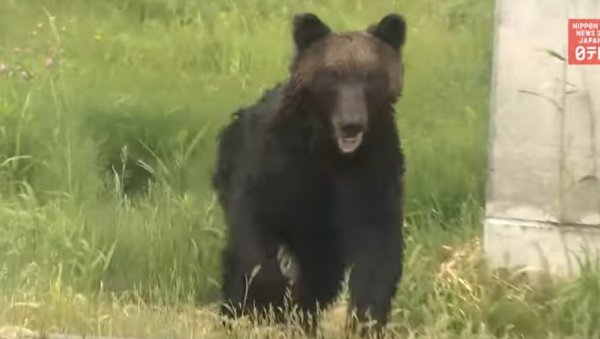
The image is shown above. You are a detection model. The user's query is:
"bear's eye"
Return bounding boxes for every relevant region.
[365,72,385,84]
[313,69,339,88]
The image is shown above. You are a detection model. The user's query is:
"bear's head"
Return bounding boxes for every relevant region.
[286,13,406,155]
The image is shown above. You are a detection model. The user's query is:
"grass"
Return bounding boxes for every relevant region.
[0,0,599,338]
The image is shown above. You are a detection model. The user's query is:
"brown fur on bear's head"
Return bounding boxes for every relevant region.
[283,13,407,155]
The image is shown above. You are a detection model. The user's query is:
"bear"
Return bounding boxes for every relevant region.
[211,12,407,336]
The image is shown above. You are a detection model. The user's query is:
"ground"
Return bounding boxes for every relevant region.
[0,0,599,338]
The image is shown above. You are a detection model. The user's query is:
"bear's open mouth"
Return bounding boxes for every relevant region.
[337,132,364,154]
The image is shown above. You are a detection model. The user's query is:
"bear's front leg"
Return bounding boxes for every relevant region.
[334,172,404,337]
[347,225,402,336]
[220,201,289,325]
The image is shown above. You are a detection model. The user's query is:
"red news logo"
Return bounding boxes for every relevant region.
[568,19,600,65]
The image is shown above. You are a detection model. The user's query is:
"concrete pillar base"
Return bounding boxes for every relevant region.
[484,217,600,277]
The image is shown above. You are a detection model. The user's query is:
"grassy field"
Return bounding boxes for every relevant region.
[0,0,599,338]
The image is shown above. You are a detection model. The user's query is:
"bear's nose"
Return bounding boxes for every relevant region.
[340,123,364,138]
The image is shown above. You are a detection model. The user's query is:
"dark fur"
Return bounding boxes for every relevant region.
[212,13,407,336]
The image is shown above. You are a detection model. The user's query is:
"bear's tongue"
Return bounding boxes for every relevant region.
[337,132,363,154]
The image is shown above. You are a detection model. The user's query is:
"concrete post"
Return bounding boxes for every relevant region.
[484,0,600,276]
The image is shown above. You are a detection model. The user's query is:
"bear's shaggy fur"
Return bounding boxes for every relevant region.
[212,12,407,335]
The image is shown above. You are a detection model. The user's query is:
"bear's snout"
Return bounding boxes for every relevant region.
[334,119,365,154]
[340,122,364,138]
[332,84,368,154]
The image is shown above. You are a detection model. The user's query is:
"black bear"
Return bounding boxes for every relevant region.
[212,12,407,336]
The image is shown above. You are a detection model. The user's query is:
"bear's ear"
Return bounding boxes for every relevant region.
[293,13,331,53]
[367,13,406,50]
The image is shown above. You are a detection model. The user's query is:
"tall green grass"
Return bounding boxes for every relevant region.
[0,0,599,338]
